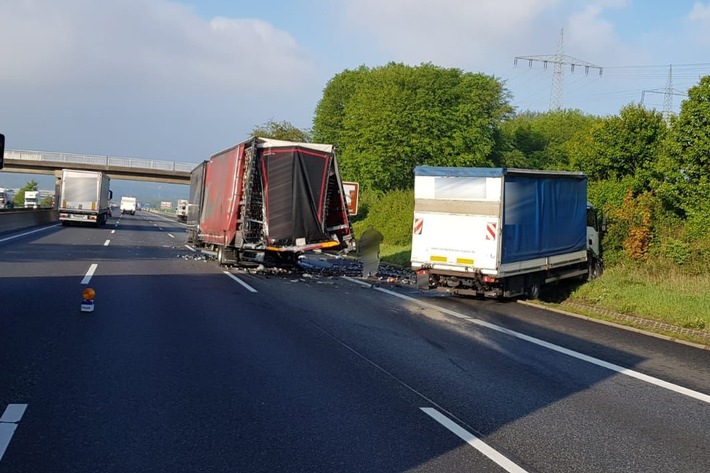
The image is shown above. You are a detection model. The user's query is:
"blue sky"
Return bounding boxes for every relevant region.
[2,0,710,173]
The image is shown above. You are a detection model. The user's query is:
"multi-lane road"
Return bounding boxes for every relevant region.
[1,212,709,472]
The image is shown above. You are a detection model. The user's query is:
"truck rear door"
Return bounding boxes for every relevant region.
[411,173,502,273]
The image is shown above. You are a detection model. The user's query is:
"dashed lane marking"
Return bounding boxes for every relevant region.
[224,271,258,293]
[421,408,527,473]
[81,264,98,285]
[0,404,28,462]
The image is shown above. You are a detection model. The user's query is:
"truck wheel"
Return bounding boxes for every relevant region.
[526,277,541,300]
[588,258,603,281]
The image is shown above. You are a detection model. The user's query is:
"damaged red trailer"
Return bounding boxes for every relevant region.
[187,137,355,265]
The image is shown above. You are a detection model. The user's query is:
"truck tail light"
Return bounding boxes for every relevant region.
[482,275,497,283]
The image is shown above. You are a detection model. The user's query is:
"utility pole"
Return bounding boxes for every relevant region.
[641,65,686,123]
[514,28,603,111]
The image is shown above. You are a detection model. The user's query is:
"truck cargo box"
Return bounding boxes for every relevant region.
[411,166,595,298]
[58,169,112,226]
[191,137,354,264]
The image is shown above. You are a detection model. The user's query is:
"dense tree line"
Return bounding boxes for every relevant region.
[312,63,513,191]
[259,64,710,271]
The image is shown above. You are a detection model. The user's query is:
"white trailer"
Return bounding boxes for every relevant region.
[58,169,112,226]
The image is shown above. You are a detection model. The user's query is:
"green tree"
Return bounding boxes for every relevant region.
[569,103,666,186]
[251,120,311,142]
[13,179,38,208]
[313,63,512,191]
[497,110,600,170]
[657,75,710,237]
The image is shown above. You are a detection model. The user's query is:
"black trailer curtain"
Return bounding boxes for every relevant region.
[261,146,331,245]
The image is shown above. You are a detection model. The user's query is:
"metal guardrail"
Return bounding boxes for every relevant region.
[5,149,196,173]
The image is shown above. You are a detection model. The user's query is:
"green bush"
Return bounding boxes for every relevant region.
[353,189,414,246]
[663,238,692,266]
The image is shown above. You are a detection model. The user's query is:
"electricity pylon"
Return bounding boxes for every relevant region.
[514,28,603,110]
[641,65,686,123]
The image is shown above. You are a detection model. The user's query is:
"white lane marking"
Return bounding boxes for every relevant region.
[81,264,98,285]
[167,234,174,238]
[184,245,196,252]
[421,408,527,473]
[158,227,164,231]
[103,240,110,246]
[342,277,710,405]
[223,271,258,293]
[0,404,28,462]
[0,405,27,423]
[111,230,116,234]
[0,224,61,244]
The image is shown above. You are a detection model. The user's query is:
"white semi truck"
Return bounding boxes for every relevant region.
[176,199,188,222]
[24,190,39,208]
[58,169,112,226]
[411,166,604,299]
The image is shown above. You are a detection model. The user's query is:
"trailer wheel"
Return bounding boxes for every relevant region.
[217,246,226,266]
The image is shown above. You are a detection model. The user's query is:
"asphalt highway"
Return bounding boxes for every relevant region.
[1,212,708,472]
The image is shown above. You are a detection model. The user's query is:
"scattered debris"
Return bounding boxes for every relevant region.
[177,249,417,286]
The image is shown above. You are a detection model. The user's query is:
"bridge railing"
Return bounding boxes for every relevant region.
[5,149,196,173]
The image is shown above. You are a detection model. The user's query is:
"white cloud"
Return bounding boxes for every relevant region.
[0,0,322,160]
[689,2,710,21]
[342,0,564,68]
[0,0,315,94]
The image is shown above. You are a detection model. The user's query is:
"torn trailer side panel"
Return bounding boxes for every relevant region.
[190,137,354,264]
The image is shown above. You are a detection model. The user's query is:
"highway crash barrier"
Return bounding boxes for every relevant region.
[0,209,58,235]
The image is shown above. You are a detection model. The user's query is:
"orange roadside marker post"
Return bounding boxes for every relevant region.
[81,288,95,313]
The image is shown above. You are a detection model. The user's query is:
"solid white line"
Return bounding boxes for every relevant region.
[184,245,196,252]
[0,224,60,244]
[0,404,27,423]
[421,408,527,473]
[223,271,258,293]
[342,277,710,405]
[81,264,98,285]
[0,404,28,462]
[167,234,174,238]
[103,240,110,246]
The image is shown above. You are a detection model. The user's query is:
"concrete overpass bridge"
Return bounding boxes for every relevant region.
[2,149,196,185]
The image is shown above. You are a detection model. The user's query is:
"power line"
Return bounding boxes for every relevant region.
[514,28,603,111]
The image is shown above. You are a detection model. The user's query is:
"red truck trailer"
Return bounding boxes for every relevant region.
[188,137,354,265]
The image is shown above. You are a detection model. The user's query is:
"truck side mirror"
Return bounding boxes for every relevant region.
[0,133,5,170]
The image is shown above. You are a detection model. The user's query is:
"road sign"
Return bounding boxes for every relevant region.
[343,181,359,216]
